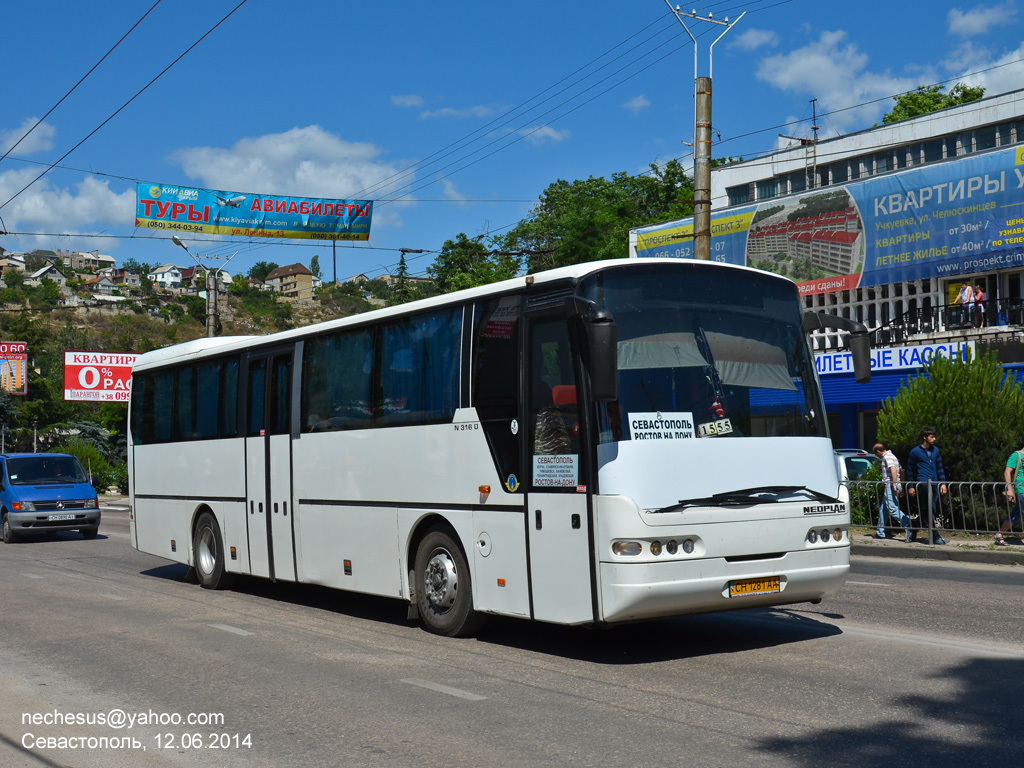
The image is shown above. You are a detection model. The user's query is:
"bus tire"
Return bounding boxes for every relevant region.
[414,527,483,637]
[193,512,235,590]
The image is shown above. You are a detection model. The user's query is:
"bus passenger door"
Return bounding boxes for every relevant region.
[524,315,595,624]
[244,350,297,582]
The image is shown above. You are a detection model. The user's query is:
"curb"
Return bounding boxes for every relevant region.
[851,536,1024,567]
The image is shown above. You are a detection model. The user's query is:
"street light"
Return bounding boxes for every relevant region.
[171,237,235,337]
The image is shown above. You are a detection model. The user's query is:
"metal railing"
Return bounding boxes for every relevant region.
[870,298,1024,347]
[846,480,1023,539]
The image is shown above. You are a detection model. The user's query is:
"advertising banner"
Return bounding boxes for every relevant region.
[0,342,28,396]
[63,351,139,402]
[634,145,1024,294]
[815,340,975,376]
[135,182,372,241]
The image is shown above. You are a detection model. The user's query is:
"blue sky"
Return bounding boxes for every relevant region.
[2,0,1023,283]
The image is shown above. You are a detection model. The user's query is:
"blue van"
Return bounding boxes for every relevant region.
[0,453,100,543]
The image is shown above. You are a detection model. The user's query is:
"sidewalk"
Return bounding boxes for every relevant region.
[851,528,1024,566]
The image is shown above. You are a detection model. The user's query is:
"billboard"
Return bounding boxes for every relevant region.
[0,342,28,396]
[63,351,139,402]
[634,145,1024,295]
[135,182,372,241]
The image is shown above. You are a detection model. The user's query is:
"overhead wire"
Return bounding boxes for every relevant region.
[0,0,163,167]
[0,0,252,213]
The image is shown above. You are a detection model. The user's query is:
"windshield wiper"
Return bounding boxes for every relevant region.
[656,485,840,513]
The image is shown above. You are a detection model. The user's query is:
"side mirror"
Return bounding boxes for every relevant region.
[587,305,618,402]
[803,311,872,383]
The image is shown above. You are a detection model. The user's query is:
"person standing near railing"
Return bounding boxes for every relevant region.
[997,445,1024,546]
[953,281,973,328]
[906,426,949,545]
[973,284,985,329]
[874,442,912,540]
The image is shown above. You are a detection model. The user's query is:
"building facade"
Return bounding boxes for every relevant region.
[630,88,1024,449]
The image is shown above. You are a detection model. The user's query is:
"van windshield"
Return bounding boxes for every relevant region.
[7,456,89,485]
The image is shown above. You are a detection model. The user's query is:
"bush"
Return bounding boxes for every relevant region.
[56,438,116,494]
[877,351,1024,482]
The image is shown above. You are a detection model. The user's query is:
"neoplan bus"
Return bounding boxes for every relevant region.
[128,258,870,636]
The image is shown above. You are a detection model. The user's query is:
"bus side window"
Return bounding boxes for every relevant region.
[529,318,580,490]
[473,298,521,489]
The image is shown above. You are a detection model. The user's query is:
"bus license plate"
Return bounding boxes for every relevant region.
[48,513,75,521]
[729,576,781,598]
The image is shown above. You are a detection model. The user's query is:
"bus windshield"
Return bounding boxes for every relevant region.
[580,263,825,443]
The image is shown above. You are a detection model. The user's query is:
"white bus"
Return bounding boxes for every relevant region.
[128,258,870,636]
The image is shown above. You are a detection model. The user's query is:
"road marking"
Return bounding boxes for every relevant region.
[209,624,253,636]
[400,678,486,701]
[22,573,43,579]
[846,581,895,586]
[99,593,127,601]
[840,624,1024,658]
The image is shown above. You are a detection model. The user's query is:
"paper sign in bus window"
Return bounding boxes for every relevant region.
[628,412,695,441]
[533,454,578,487]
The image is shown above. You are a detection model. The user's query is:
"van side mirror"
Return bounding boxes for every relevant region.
[803,312,872,384]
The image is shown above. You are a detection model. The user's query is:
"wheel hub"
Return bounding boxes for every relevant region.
[424,549,458,610]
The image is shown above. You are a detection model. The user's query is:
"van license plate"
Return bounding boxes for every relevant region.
[729,576,781,598]
[48,513,75,521]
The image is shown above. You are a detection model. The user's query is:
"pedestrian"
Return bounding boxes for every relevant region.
[997,444,1024,546]
[873,442,911,539]
[954,281,973,327]
[906,426,949,545]
[973,284,986,328]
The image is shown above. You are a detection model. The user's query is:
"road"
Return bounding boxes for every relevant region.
[1,504,1020,768]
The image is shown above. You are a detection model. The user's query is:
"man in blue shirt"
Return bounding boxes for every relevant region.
[906,426,949,545]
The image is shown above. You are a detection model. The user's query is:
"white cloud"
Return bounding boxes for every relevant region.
[0,118,56,156]
[948,2,1016,37]
[756,31,921,131]
[391,94,424,107]
[0,170,134,250]
[171,125,411,203]
[946,38,1024,96]
[516,125,570,145]
[420,105,502,119]
[623,95,651,114]
[729,28,779,51]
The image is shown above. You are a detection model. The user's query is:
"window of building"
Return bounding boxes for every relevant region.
[756,178,778,200]
[830,162,848,184]
[789,170,807,194]
[975,125,997,151]
[923,138,944,163]
[727,184,751,206]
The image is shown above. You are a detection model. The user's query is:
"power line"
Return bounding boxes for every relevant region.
[0,0,252,213]
[0,1,163,167]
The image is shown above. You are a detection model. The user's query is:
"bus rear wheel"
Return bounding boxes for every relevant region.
[414,527,483,637]
[193,512,235,590]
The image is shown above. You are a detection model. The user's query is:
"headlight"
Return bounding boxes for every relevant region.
[84,498,98,509]
[612,541,643,556]
[808,530,818,544]
[13,501,36,511]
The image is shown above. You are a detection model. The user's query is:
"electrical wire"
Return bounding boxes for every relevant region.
[0,1,163,167]
[0,0,251,213]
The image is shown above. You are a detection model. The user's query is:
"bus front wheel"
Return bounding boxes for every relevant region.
[193,512,235,590]
[414,527,483,637]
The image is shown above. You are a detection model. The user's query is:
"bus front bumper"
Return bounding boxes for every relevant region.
[598,547,849,624]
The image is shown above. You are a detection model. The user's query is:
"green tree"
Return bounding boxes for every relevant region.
[881,83,985,124]
[310,254,322,280]
[427,233,521,292]
[877,351,1024,481]
[498,159,693,272]
[248,261,279,282]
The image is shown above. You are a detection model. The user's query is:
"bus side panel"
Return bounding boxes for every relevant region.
[471,509,530,618]
[295,503,399,595]
[131,440,248,571]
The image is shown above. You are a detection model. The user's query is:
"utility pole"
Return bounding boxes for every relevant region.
[172,236,236,337]
[664,3,744,261]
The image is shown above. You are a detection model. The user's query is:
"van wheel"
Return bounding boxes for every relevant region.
[414,526,483,637]
[193,512,235,590]
[2,513,16,544]
[80,527,98,540]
